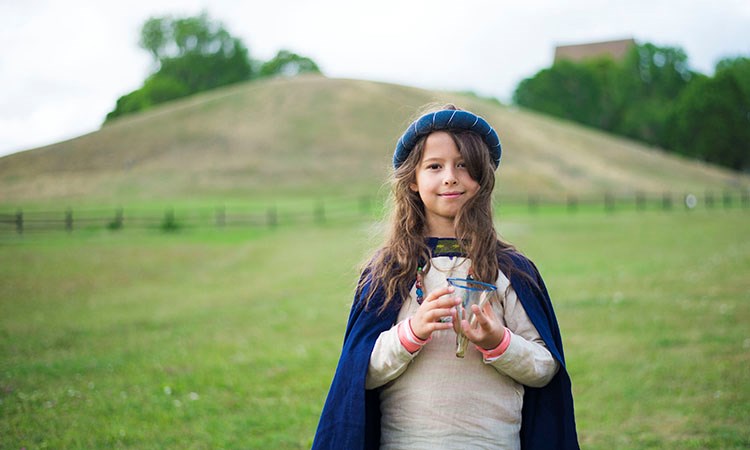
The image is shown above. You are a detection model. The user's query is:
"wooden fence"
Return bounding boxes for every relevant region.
[1,189,748,234]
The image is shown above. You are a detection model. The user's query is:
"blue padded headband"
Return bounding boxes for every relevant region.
[393,109,502,169]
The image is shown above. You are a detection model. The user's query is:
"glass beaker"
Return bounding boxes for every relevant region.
[447,277,497,358]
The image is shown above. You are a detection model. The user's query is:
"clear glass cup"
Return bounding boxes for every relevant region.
[447,277,498,358]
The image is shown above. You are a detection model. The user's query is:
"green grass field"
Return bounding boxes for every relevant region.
[1,208,748,449]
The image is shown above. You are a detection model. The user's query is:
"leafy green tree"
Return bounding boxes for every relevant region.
[672,58,750,170]
[137,13,250,67]
[614,44,693,147]
[107,13,324,123]
[105,74,190,122]
[107,13,254,122]
[716,56,750,100]
[514,60,604,128]
[259,50,321,78]
[139,17,168,62]
[620,43,691,99]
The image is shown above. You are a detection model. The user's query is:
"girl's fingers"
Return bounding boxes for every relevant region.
[452,308,462,334]
[412,304,456,336]
[413,315,453,339]
[462,305,504,347]
[465,305,481,329]
[460,319,474,336]
[425,286,454,302]
[430,321,454,331]
[462,319,490,342]
[420,294,459,314]
[423,307,453,322]
[472,304,496,331]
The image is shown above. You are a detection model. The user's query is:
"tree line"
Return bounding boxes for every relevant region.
[514,43,750,171]
[105,12,321,123]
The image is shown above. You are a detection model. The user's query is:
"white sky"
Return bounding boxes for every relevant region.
[1,0,748,157]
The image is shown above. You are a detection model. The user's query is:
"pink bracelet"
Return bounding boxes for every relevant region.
[398,319,431,353]
[475,327,511,360]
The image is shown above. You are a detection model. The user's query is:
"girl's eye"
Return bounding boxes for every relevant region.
[427,163,441,170]
[457,162,467,168]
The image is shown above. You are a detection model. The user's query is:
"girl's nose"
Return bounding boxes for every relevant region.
[443,169,458,185]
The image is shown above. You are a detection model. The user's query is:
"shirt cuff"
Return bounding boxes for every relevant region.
[397,319,432,353]
[475,327,511,362]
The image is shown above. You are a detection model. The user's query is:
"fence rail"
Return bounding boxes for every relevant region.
[1,189,748,234]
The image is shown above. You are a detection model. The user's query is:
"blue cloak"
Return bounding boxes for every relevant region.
[312,251,579,449]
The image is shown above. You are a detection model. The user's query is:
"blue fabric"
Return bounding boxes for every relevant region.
[393,109,502,169]
[312,251,579,450]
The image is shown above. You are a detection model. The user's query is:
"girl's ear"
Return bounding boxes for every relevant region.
[409,182,419,193]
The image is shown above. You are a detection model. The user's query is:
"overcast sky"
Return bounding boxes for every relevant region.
[1,0,748,157]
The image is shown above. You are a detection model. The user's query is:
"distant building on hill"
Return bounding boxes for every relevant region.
[554,38,636,63]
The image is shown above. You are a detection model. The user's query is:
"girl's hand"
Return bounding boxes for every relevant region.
[410,286,460,340]
[460,301,505,350]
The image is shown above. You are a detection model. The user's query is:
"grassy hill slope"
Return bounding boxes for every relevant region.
[0,75,746,205]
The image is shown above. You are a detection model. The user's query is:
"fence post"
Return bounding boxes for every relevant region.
[15,210,22,234]
[162,208,177,231]
[636,191,646,211]
[267,206,278,228]
[604,192,615,213]
[314,201,326,224]
[723,190,732,209]
[113,208,124,229]
[662,192,673,211]
[528,195,538,213]
[216,206,226,227]
[567,195,577,213]
[65,208,73,232]
[705,190,714,209]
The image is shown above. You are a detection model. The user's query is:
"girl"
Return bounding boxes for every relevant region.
[313,104,578,449]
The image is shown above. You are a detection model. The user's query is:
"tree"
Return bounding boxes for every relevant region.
[620,43,691,99]
[672,58,750,170]
[106,13,324,123]
[614,44,693,147]
[514,60,606,128]
[716,56,750,101]
[137,13,250,68]
[106,13,255,122]
[258,50,321,78]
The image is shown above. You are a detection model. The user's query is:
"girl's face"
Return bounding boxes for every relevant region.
[410,131,480,237]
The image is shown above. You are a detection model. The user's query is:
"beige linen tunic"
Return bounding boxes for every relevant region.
[366,255,559,450]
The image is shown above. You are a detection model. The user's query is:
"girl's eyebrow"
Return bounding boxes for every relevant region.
[422,156,464,164]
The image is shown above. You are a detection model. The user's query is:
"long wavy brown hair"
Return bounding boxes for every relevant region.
[360,104,518,313]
